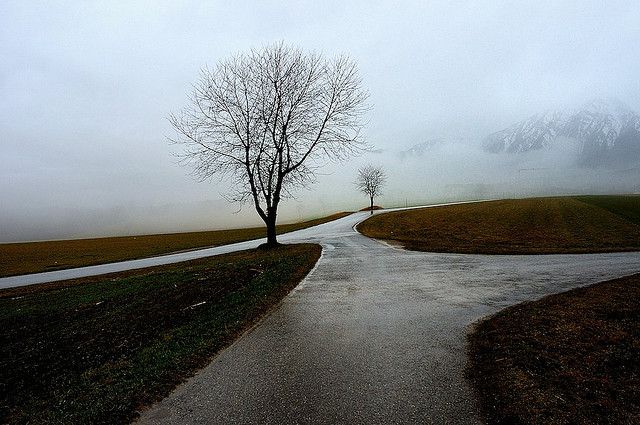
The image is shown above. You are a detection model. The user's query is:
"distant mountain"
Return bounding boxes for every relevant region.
[398,139,443,159]
[483,99,640,167]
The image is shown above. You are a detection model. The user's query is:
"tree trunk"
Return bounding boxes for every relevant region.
[265,212,279,247]
[370,196,374,215]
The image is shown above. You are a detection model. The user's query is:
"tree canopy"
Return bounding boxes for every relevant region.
[169,43,368,245]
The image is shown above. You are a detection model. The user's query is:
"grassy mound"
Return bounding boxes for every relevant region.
[357,196,640,254]
[0,244,321,424]
[467,273,640,424]
[0,212,349,278]
[359,205,383,211]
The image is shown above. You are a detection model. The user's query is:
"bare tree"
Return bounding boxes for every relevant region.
[169,43,368,247]
[355,165,386,214]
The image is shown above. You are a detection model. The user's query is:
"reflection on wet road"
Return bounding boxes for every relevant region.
[137,211,640,424]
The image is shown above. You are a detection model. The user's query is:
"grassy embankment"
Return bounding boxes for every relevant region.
[467,273,640,423]
[0,212,349,278]
[357,195,640,254]
[0,244,321,424]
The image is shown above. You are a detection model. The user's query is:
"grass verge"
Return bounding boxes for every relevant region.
[0,243,321,424]
[467,273,640,424]
[357,196,640,254]
[576,195,640,226]
[0,212,348,278]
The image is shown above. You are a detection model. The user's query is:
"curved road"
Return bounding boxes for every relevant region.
[4,209,640,423]
[127,211,640,424]
[0,203,471,289]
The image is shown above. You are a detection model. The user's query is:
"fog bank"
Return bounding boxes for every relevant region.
[2,1,640,241]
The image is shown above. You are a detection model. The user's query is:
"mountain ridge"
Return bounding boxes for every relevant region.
[483,99,640,167]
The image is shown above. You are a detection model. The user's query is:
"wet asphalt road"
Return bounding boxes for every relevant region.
[136,211,640,424]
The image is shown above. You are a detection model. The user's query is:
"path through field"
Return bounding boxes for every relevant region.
[133,211,640,424]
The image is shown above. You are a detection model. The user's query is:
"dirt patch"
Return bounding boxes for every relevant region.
[467,273,640,424]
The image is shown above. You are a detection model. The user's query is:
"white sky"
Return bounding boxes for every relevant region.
[2,1,640,241]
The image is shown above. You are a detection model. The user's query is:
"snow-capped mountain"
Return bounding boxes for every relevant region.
[483,99,640,167]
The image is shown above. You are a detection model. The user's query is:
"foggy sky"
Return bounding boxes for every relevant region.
[2,1,640,242]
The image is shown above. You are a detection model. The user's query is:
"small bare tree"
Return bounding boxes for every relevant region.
[355,165,386,214]
[169,43,368,246]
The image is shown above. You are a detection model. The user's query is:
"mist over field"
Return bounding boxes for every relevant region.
[2,1,640,242]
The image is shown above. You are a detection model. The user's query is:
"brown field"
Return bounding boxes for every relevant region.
[357,196,640,254]
[467,273,640,423]
[0,212,350,278]
[359,205,383,211]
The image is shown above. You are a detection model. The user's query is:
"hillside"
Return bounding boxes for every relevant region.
[357,196,640,254]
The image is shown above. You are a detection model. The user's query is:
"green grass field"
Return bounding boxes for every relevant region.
[357,195,640,254]
[577,195,640,225]
[0,212,349,278]
[467,273,640,423]
[0,244,321,424]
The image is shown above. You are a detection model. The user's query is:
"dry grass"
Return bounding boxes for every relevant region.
[357,196,640,254]
[0,212,349,278]
[467,273,640,424]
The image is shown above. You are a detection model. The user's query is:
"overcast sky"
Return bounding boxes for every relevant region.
[2,1,640,241]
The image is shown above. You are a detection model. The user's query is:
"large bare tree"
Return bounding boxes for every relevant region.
[355,165,386,214]
[169,43,368,246]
